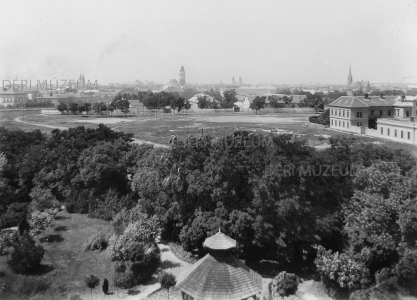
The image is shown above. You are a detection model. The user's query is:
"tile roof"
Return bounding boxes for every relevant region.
[176,254,262,300]
[329,96,398,108]
[0,87,27,95]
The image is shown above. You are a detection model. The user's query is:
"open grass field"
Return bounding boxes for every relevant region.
[1,109,416,155]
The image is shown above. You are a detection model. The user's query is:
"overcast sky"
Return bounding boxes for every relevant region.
[1,0,416,85]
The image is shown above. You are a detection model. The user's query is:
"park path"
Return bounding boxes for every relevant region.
[13,116,169,149]
[66,240,191,300]
[14,116,69,130]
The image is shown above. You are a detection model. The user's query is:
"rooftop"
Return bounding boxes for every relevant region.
[203,230,237,250]
[330,95,398,108]
[176,254,262,300]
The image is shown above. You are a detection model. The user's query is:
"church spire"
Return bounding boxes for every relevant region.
[347,65,353,90]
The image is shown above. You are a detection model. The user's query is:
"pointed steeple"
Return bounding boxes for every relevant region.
[347,65,353,90]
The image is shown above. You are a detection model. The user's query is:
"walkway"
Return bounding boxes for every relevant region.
[13,116,169,149]
[67,241,191,300]
[14,116,69,130]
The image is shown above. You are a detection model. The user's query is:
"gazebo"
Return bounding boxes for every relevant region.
[176,229,263,300]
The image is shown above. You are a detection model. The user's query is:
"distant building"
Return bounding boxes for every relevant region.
[0,87,28,107]
[188,93,216,110]
[347,66,371,92]
[329,93,417,145]
[179,66,186,87]
[239,77,242,85]
[232,77,235,85]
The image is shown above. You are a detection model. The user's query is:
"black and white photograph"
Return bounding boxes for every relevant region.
[0,0,417,299]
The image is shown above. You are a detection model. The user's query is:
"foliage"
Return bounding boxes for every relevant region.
[0,152,7,172]
[85,229,109,251]
[270,271,299,298]
[168,242,198,264]
[9,232,45,273]
[29,186,60,212]
[112,243,160,288]
[395,248,417,292]
[171,96,190,113]
[158,271,177,289]
[28,209,55,236]
[109,217,159,261]
[314,245,371,291]
[309,109,329,125]
[85,274,100,298]
[102,278,109,295]
[197,95,210,109]
[249,96,266,114]
[222,89,237,108]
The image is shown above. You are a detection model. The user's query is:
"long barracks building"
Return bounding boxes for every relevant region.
[329,93,417,145]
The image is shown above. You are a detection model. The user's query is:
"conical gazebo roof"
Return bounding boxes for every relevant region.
[176,230,263,300]
[203,229,237,250]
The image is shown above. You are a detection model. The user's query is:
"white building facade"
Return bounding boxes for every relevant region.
[329,94,417,145]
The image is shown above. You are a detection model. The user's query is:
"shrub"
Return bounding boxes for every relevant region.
[88,191,136,221]
[85,229,108,251]
[113,242,160,288]
[9,232,45,274]
[395,249,417,292]
[270,271,299,298]
[102,278,109,295]
[349,289,371,300]
[85,274,100,299]
[168,242,198,264]
[28,210,55,236]
[314,245,371,291]
[159,271,177,289]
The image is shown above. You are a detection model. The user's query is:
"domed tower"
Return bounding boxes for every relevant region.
[347,66,353,90]
[179,66,186,87]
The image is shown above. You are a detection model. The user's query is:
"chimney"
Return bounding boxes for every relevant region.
[401,95,406,102]
[380,93,384,99]
[364,93,369,99]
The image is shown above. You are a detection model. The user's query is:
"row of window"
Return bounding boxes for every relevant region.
[1,97,27,103]
[331,119,350,129]
[331,109,350,118]
[380,127,411,139]
[332,108,400,118]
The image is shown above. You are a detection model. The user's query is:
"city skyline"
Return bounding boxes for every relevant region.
[1,0,417,85]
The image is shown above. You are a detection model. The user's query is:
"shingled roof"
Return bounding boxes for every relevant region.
[203,230,237,250]
[177,230,263,300]
[176,254,262,300]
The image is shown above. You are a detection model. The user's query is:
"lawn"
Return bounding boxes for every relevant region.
[3,109,416,155]
[0,211,114,300]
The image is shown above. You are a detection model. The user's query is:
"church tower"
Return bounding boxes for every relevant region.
[79,74,85,89]
[179,66,186,87]
[347,66,353,90]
